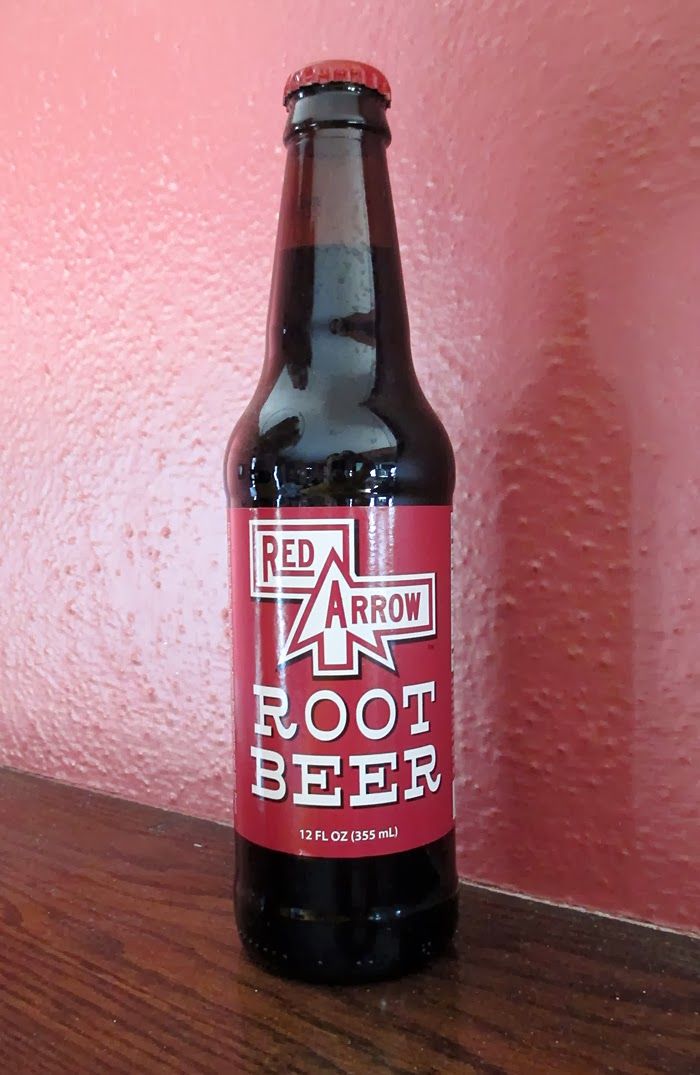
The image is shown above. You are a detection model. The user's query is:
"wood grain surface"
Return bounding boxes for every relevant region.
[0,768,697,1074]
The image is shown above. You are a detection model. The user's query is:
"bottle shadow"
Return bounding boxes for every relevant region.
[493,281,636,911]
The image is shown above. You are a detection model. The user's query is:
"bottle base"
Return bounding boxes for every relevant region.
[236,892,459,985]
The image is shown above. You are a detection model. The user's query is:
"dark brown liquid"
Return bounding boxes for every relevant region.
[225,243,457,983]
[228,244,454,507]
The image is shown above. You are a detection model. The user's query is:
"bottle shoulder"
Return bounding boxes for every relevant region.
[224,385,454,508]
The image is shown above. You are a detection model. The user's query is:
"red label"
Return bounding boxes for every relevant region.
[230,507,453,857]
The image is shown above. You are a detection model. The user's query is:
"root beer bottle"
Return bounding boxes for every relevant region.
[225,60,457,983]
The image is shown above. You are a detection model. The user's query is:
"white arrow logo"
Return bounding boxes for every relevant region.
[250,519,436,677]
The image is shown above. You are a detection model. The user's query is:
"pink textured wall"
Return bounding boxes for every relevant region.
[1,0,698,932]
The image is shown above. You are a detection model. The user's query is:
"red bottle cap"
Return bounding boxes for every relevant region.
[283,60,391,106]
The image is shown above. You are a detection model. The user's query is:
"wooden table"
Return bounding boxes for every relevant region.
[0,768,697,1074]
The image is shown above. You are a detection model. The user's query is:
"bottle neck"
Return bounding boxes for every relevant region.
[264,88,412,381]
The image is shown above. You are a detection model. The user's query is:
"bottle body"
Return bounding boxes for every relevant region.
[225,67,457,983]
